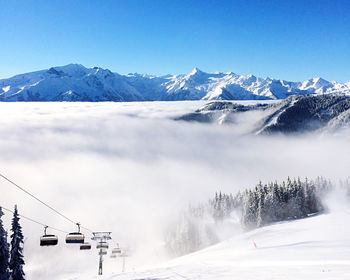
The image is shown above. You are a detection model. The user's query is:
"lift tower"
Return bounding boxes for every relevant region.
[92,232,112,275]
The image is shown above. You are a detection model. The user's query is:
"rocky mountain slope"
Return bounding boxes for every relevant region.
[1,64,349,101]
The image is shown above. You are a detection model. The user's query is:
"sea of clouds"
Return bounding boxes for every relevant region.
[0,101,349,279]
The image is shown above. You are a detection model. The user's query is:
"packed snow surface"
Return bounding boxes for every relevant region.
[87,211,350,280]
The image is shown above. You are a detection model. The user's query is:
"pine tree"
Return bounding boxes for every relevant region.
[256,193,264,227]
[165,176,334,257]
[0,207,10,280]
[9,206,25,280]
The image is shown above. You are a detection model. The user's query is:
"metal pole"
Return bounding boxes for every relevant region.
[98,249,103,275]
[122,255,126,273]
[92,232,112,276]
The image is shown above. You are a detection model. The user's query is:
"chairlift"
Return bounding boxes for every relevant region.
[40,226,58,246]
[96,241,109,249]
[66,223,85,244]
[80,242,92,250]
[99,249,108,255]
[112,243,121,254]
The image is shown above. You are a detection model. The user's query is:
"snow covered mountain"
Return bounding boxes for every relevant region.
[0,64,349,101]
[0,64,144,102]
[177,95,350,134]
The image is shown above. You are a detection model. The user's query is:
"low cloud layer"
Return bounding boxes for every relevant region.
[0,101,349,279]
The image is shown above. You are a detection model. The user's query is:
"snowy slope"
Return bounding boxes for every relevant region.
[177,95,350,134]
[0,64,349,101]
[0,64,145,102]
[93,211,350,280]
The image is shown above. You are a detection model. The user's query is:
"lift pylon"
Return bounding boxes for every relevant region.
[91,232,112,275]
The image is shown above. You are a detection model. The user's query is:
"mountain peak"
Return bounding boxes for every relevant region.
[58,63,86,71]
[189,67,205,76]
[51,64,88,77]
[1,64,349,102]
[313,77,329,84]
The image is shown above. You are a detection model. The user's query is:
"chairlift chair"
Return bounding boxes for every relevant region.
[80,242,92,250]
[99,249,108,255]
[111,242,121,254]
[96,241,109,249]
[40,226,58,246]
[66,223,85,244]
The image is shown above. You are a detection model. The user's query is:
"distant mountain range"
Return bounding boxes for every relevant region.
[0,64,349,101]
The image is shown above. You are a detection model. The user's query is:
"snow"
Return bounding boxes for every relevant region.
[255,97,298,134]
[299,77,333,94]
[18,205,350,280]
[90,211,350,280]
[1,64,350,101]
[189,67,203,76]
[2,85,10,92]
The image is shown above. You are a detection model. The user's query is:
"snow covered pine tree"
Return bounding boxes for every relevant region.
[9,206,25,280]
[0,207,10,280]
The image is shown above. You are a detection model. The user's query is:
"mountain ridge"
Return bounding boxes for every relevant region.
[1,64,349,102]
[176,95,350,134]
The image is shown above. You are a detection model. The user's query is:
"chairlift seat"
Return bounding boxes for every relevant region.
[80,242,91,250]
[112,248,121,254]
[40,234,58,246]
[99,250,107,255]
[96,242,109,249]
[66,232,85,244]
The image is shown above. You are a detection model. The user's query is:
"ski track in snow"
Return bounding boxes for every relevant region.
[255,98,298,135]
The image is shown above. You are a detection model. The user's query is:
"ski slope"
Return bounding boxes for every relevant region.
[92,211,350,280]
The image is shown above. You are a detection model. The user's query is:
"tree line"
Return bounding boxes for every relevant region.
[165,177,335,257]
[0,205,25,280]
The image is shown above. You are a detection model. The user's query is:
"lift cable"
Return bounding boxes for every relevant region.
[0,172,93,233]
[0,205,68,234]
[80,225,92,233]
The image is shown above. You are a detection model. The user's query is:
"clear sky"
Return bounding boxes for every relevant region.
[1,0,349,82]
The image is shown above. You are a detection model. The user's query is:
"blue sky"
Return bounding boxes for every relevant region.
[1,0,349,82]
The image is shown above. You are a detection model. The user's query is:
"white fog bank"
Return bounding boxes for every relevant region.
[0,101,349,279]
